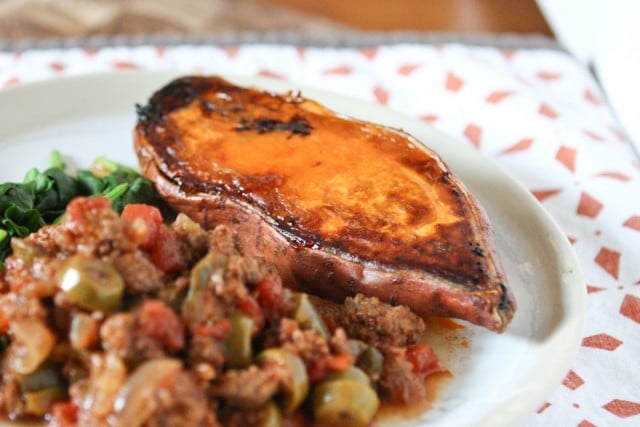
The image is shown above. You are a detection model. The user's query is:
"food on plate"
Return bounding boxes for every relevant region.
[0,152,161,270]
[0,197,444,426]
[134,76,516,332]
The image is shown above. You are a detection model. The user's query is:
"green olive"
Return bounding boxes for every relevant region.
[356,347,384,378]
[292,293,329,338]
[257,401,284,427]
[57,255,124,312]
[312,380,379,427]
[256,348,309,414]
[182,252,227,323]
[17,362,64,392]
[324,366,371,386]
[22,386,66,416]
[224,313,254,369]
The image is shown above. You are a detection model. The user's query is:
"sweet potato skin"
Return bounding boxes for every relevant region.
[134,76,515,332]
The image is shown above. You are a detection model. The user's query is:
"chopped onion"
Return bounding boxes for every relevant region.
[8,319,55,375]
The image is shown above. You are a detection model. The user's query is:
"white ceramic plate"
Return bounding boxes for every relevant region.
[0,71,585,427]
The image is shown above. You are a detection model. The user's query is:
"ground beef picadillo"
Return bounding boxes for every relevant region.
[0,197,444,427]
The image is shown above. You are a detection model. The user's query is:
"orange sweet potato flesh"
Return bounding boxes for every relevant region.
[134,76,516,332]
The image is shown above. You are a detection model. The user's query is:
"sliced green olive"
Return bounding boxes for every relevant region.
[57,255,124,312]
[10,238,43,266]
[182,252,227,323]
[224,313,254,369]
[256,348,309,414]
[356,347,384,378]
[312,379,379,427]
[292,293,329,338]
[324,366,370,386]
[257,401,284,427]
[22,386,66,416]
[17,362,64,392]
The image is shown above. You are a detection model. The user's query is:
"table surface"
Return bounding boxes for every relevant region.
[0,0,553,40]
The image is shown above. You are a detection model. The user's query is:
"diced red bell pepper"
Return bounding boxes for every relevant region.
[121,204,163,249]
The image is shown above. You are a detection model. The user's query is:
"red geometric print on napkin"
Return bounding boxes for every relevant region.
[556,146,576,172]
[257,69,285,80]
[577,420,597,427]
[420,114,438,123]
[584,88,603,105]
[463,124,482,148]
[532,189,562,202]
[500,49,515,60]
[603,399,640,418]
[582,333,623,351]
[536,402,551,413]
[373,86,389,105]
[155,46,166,58]
[539,102,559,119]
[295,47,306,61]
[222,47,239,59]
[587,284,606,294]
[397,63,422,76]
[594,247,620,279]
[359,48,378,60]
[48,61,66,72]
[2,76,20,88]
[623,216,640,231]
[112,61,140,70]
[577,192,603,218]
[322,65,353,75]
[595,247,620,279]
[620,294,640,323]
[445,72,464,92]
[485,90,514,104]
[500,138,533,154]
[595,171,631,181]
[562,370,584,390]
[584,130,605,142]
[536,71,562,81]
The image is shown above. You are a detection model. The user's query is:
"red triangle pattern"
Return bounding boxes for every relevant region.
[48,61,66,72]
[622,216,640,231]
[463,124,482,148]
[620,294,640,323]
[359,48,378,60]
[536,71,562,81]
[112,61,140,70]
[296,47,306,61]
[595,171,631,181]
[539,102,559,119]
[602,399,640,418]
[155,46,166,58]
[322,65,353,76]
[562,370,585,390]
[397,63,422,76]
[577,420,597,427]
[373,86,389,105]
[584,88,603,105]
[445,72,464,92]
[536,402,551,413]
[531,189,562,202]
[594,247,621,279]
[420,114,438,123]
[222,46,239,59]
[2,76,20,87]
[582,333,623,351]
[587,285,606,294]
[485,90,515,104]
[576,192,603,218]
[257,69,285,80]
[500,138,534,154]
[584,130,605,142]
[500,49,516,60]
[556,146,576,172]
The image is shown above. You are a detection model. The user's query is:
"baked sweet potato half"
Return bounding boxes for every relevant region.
[134,76,516,332]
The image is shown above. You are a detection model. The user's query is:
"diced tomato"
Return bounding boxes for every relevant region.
[239,295,265,331]
[325,352,352,372]
[121,204,163,249]
[48,401,78,427]
[148,225,184,273]
[255,274,283,313]
[63,197,111,230]
[195,319,232,339]
[405,343,441,377]
[137,299,185,351]
[307,358,329,383]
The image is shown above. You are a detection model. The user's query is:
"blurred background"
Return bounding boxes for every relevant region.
[0,0,553,40]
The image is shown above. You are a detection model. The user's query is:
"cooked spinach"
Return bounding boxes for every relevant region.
[0,152,160,270]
